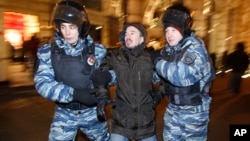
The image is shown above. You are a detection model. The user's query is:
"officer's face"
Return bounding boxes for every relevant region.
[165,26,183,46]
[60,23,79,45]
[124,26,144,48]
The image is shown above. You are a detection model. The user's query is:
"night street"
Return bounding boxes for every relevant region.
[1,62,250,141]
[1,0,250,141]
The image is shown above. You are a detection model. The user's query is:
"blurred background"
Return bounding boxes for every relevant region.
[1,0,250,83]
[0,1,250,141]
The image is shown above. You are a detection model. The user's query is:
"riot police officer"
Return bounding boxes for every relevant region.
[155,3,216,141]
[34,0,110,140]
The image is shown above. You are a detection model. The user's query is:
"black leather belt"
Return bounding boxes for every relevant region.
[57,102,95,110]
[169,95,202,106]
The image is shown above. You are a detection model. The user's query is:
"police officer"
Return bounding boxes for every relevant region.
[155,3,216,141]
[34,0,110,140]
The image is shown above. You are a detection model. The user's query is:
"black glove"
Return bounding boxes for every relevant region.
[90,70,112,87]
[149,90,163,109]
[149,50,161,65]
[97,98,108,121]
[73,88,98,106]
[96,86,109,121]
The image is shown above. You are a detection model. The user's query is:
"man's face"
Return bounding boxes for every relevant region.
[124,26,144,48]
[60,23,79,45]
[165,26,183,46]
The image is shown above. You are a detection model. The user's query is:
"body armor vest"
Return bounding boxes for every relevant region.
[163,47,202,106]
[51,43,96,109]
[51,43,94,89]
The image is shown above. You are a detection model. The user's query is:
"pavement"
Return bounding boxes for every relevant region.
[0,62,250,141]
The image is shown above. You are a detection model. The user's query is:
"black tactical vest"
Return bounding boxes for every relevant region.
[51,42,95,89]
[162,46,202,106]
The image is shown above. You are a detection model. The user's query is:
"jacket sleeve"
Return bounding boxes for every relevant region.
[152,71,161,84]
[93,43,107,69]
[156,37,215,90]
[34,44,74,103]
[98,49,117,85]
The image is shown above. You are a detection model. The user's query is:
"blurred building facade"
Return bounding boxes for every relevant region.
[0,0,250,81]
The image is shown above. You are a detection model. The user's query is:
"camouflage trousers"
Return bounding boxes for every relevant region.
[48,106,110,141]
[163,96,211,141]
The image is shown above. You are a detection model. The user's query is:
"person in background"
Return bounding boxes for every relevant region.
[22,34,40,72]
[5,41,15,61]
[33,0,110,140]
[221,50,228,77]
[227,42,249,94]
[210,52,216,71]
[154,3,216,141]
[90,22,162,141]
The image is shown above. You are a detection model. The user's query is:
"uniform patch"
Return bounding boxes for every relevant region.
[183,52,196,64]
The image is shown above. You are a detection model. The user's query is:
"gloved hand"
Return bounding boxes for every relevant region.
[96,86,109,121]
[149,90,163,109]
[90,70,112,87]
[97,98,108,121]
[148,50,161,65]
[73,88,98,106]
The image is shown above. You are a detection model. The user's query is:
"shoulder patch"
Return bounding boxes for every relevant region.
[183,52,196,64]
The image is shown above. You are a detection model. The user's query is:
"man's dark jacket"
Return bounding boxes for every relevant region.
[100,44,156,139]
